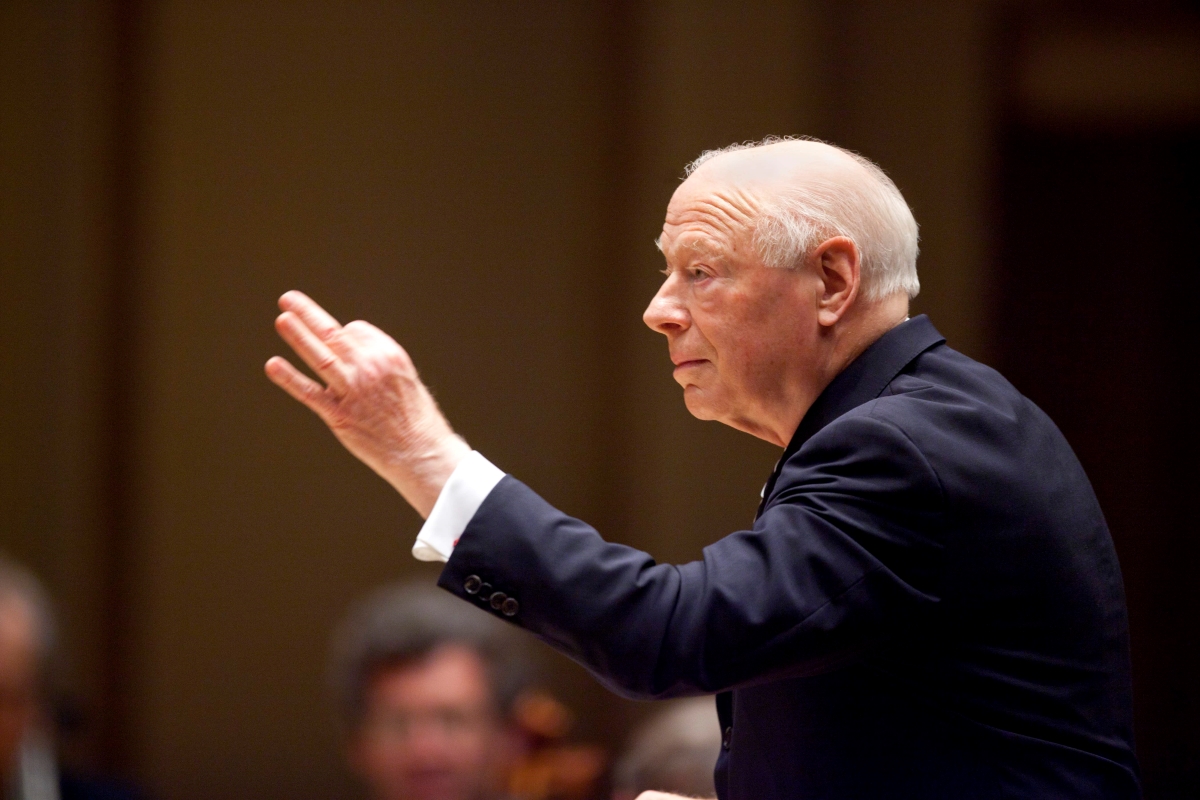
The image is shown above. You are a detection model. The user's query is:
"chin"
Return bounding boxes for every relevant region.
[682,387,722,421]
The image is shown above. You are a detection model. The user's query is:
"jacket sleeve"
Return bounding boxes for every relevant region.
[437,410,947,699]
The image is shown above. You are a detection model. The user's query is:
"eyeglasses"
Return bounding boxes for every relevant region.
[360,705,496,743]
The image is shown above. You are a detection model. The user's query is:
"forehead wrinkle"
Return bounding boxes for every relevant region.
[659,231,729,268]
[661,186,763,259]
[666,186,759,231]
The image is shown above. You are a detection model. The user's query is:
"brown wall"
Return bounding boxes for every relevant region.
[132,2,615,795]
[1,0,118,773]
[3,1,1197,798]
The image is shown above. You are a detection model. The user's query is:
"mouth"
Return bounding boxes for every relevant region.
[672,358,708,372]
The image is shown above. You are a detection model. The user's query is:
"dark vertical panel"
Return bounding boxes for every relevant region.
[996,131,1200,796]
[818,0,997,359]
[97,0,145,774]
[0,3,53,570]
[592,0,643,541]
[1156,135,1200,798]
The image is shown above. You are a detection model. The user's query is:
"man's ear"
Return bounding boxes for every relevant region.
[810,236,860,327]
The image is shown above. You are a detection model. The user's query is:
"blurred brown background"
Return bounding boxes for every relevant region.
[2,0,1198,797]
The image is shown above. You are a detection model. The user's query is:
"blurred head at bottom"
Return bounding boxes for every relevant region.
[611,697,722,800]
[330,582,531,800]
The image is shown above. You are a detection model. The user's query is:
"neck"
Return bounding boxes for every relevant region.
[828,292,910,377]
[765,293,910,447]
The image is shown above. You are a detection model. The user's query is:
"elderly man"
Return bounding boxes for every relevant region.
[267,138,1140,799]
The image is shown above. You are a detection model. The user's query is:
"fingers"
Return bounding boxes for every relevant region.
[264,357,336,418]
[278,290,343,340]
[274,311,350,394]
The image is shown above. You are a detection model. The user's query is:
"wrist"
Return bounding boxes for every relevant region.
[386,435,471,518]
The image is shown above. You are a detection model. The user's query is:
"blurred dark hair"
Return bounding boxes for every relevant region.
[329,581,532,728]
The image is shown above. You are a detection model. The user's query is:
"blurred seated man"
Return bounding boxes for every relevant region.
[611,698,721,800]
[330,582,531,800]
[0,556,140,800]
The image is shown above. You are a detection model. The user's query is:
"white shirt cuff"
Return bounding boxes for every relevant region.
[412,451,506,562]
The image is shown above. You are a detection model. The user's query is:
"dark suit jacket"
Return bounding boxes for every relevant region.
[439,315,1140,799]
[58,773,144,800]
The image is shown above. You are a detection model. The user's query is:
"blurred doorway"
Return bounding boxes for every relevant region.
[998,126,1199,798]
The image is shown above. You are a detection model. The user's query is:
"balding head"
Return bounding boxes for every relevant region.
[685,137,856,185]
[645,137,918,446]
[674,137,920,301]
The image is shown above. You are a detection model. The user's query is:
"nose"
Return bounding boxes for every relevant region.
[643,274,690,335]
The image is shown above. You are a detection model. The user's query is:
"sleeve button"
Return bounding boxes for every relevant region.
[501,597,519,617]
[489,591,507,610]
[463,575,482,595]
[722,726,733,750]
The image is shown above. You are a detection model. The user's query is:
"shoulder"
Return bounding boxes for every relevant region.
[803,343,1076,510]
[772,408,946,513]
[852,343,1043,447]
[782,346,1034,489]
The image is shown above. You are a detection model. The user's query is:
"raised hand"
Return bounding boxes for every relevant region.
[264,290,470,517]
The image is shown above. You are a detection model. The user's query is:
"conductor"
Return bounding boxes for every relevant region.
[266,137,1140,799]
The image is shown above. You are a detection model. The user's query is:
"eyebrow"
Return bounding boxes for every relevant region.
[661,236,727,262]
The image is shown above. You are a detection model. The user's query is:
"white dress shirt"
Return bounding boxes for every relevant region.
[412,450,505,562]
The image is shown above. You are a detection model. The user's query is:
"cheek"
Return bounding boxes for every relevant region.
[358,737,406,771]
[690,295,744,360]
[692,278,808,377]
[462,728,504,765]
[747,274,811,334]
[716,313,774,367]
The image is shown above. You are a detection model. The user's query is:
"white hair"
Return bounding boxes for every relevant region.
[684,135,920,301]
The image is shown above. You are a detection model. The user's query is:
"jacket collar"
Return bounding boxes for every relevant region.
[756,315,946,516]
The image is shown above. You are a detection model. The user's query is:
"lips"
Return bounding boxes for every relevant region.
[672,358,708,371]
